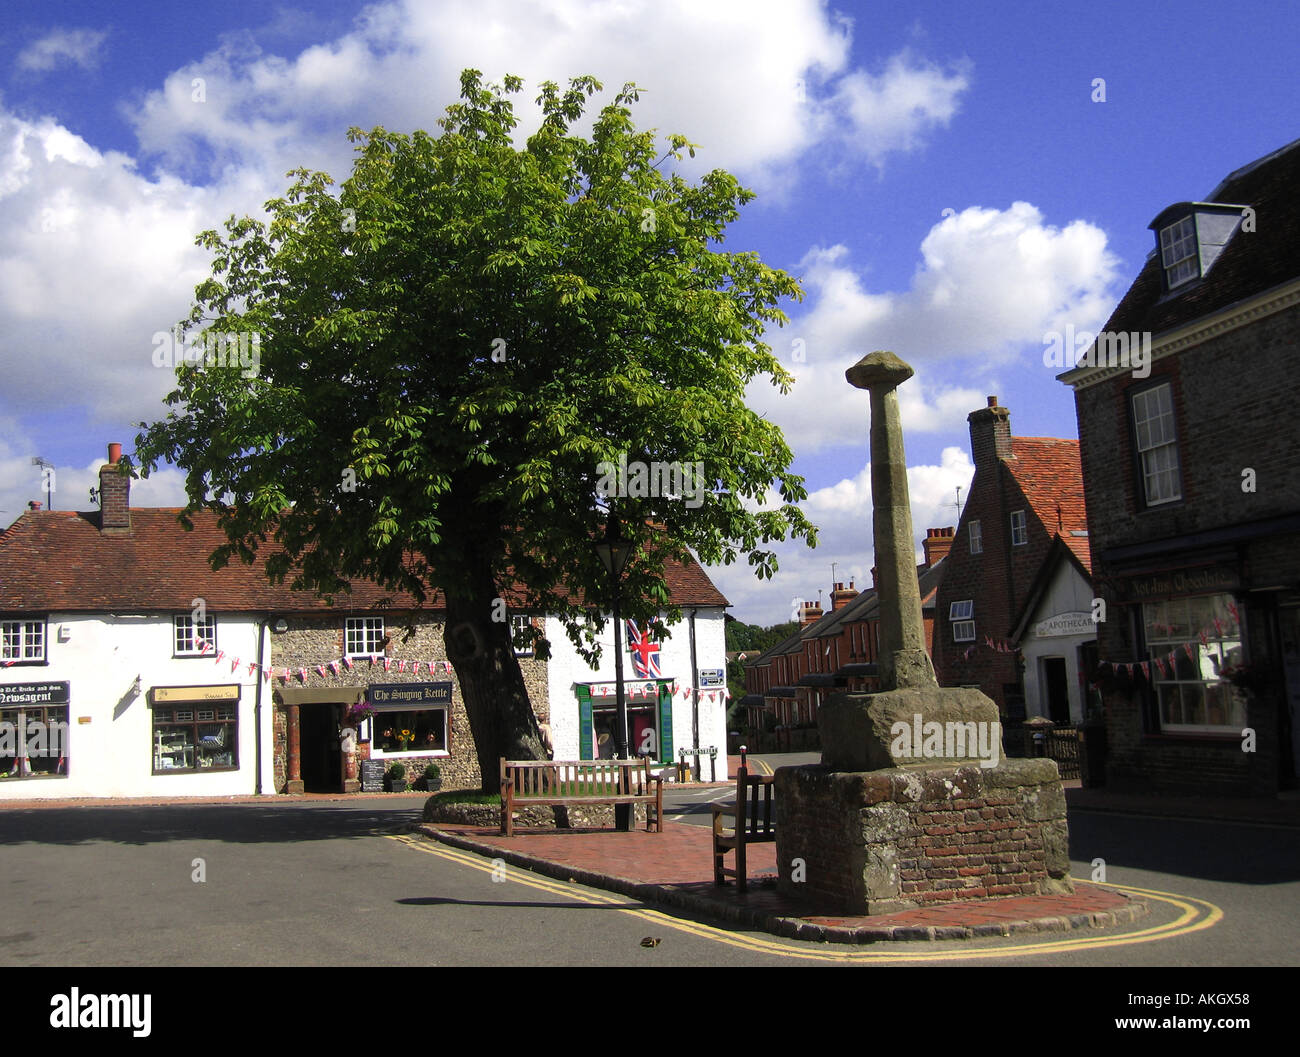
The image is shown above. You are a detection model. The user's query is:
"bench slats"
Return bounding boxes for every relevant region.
[499,757,664,837]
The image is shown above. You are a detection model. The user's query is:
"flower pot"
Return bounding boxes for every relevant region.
[385,778,408,793]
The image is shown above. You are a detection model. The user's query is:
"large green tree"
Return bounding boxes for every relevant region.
[133,70,816,789]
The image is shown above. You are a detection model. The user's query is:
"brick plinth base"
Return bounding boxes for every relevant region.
[775,757,1072,914]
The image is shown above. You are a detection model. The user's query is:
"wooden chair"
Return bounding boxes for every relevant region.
[711,750,776,891]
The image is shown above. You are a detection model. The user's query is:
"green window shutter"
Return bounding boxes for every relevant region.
[657,681,673,762]
[576,685,593,759]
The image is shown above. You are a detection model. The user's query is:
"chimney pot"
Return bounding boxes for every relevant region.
[108,442,122,465]
[987,395,997,407]
[28,500,41,511]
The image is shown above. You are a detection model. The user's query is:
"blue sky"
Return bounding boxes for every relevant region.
[2,0,1297,625]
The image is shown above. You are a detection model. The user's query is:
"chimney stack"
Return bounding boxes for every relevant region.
[27,500,42,511]
[968,395,1012,467]
[799,600,823,626]
[922,526,955,568]
[99,443,130,533]
[830,581,858,611]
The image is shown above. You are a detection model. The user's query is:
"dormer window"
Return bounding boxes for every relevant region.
[1150,202,1247,295]
[1159,216,1199,288]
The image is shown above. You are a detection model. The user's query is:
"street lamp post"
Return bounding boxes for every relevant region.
[593,514,633,831]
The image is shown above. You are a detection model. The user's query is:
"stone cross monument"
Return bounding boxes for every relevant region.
[773,351,1072,914]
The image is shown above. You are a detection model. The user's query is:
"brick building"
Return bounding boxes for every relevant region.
[933,399,1092,720]
[1060,137,1300,797]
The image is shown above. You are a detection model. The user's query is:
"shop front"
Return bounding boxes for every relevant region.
[1101,557,1292,796]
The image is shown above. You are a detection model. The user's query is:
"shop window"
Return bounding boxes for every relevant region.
[372,708,448,756]
[1143,594,1245,732]
[345,617,385,658]
[153,704,238,773]
[174,614,217,656]
[1,620,45,663]
[0,705,68,778]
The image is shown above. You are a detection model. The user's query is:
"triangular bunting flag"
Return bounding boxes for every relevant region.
[1155,656,1167,677]
[1184,642,1195,661]
[329,661,340,677]
[343,657,354,670]
[382,658,392,672]
[1140,661,1150,679]
[248,662,258,676]
[317,665,328,678]
[298,668,308,683]
[397,659,406,673]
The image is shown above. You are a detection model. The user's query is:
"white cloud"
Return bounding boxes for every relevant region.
[748,203,1121,452]
[0,111,275,426]
[706,445,974,626]
[828,48,972,165]
[124,0,966,190]
[17,28,109,74]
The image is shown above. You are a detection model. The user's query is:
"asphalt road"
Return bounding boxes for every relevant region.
[0,794,1297,970]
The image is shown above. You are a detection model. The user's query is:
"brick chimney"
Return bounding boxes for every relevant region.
[830,581,858,611]
[799,600,823,626]
[968,395,1012,467]
[99,443,130,533]
[922,527,955,567]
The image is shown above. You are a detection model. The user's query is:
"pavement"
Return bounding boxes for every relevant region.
[413,772,1300,943]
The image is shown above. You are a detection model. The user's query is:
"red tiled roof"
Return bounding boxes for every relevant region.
[0,509,728,611]
[1007,438,1091,572]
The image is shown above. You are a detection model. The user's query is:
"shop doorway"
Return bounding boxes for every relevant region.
[1280,607,1300,782]
[300,703,342,793]
[1042,657,1071,725]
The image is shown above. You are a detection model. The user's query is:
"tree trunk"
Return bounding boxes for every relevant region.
[443,560,547,792]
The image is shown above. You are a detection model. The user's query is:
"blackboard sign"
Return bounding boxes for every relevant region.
[360,759,385,792]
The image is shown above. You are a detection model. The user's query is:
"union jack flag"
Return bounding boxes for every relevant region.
[625,621,661,679]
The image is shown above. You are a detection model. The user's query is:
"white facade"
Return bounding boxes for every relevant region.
[0,613,275,800]
[546,607,729,781]
[1019,560,1096,725]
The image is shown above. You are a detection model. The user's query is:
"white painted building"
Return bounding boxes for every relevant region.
[0,613,274,800]
[1012,539,1098,725]
[546,607,730,781]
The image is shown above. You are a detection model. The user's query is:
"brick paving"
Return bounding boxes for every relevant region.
[418,819,1147,943]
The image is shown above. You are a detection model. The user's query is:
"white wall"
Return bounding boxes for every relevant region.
[0,613,274,799]
[546,608,729,780]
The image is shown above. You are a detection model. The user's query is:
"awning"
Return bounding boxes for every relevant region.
[798,673,840,687]
[836,663,880,678]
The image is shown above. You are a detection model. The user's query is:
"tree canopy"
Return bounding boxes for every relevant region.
[133,69,817,782]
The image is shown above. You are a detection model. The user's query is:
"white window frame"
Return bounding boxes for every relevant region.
[345,617,385,658]
[0,620,45,663]
[1010,510,1028,547]
[950,600,975,643]
[969,519,983,555]
[369,705,451,759]
[510,614,535,657]
[173,614,217,656]
[1159,215,1199,289]
[1132,382,1182,506]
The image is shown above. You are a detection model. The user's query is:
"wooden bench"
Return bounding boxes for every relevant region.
[711,752,776,892]
[499,757,664,837]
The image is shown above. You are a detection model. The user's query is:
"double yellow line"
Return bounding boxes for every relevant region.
[389,834,1223,962]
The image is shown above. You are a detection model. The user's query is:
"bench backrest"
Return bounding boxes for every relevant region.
[500,757,651,798]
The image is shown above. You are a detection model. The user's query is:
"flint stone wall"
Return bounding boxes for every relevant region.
[775,757,1072,914]
[423,796,648,829]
